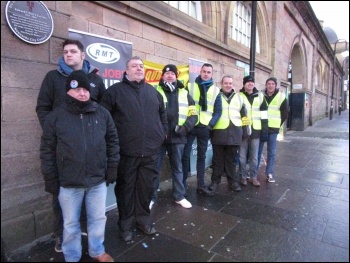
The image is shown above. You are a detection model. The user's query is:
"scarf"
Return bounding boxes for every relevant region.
[58,56,89,76]
[196,76,213,111]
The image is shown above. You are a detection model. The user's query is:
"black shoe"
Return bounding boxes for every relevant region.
[208,182,218,192]
[121,231,133,242]
[228,182,241,192]
[138,225,157,235]
[197,187,214,197]
[54,237,62,253]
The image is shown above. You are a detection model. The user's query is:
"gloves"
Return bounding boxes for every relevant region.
[260,131,269,142]
[106,162,118,186]
[207,125,213,138]
[45,179,59,195]
[175,125,187,136]
[241,116,250,126]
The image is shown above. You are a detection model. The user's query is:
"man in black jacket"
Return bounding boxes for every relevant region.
[101,56,168,242]
[152,64,198,209]
[36,39,106,253]
[208,75,245,194]
[40,70,119,262]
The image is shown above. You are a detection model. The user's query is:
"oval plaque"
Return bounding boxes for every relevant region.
[5,1,54,45]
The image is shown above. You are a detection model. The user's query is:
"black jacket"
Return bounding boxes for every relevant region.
[40,95,120,189]
[101,72,168,157]
[158,79,197,144]
[211,90,243,146]
[36,64,106,129]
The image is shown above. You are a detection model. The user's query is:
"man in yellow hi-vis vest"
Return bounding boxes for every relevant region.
[257,77,288,183]
[208,75,247,194]
[238,75,268,187]
[152,64,198,209]
[182,63,222,197]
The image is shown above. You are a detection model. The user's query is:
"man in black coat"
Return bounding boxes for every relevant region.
[36,39,106,253]
[101,56,168,242]
[40,70,119,262]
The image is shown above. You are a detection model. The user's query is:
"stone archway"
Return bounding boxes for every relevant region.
[288,42,307,130]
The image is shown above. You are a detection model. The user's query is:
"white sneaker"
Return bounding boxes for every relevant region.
[175,198,192,208]
[267,174,275,183]
[149,200,155,210]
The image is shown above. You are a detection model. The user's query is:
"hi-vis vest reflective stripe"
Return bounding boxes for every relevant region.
[188,82,220,125]
[213,93,242,129]
[267,91,285,128]
[237,92,264,130]
[156,86,189,125]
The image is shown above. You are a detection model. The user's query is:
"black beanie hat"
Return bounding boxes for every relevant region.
[266,77,277,86]
[162,64,178,76]
[66,70,91,92]
[243,75,255,85]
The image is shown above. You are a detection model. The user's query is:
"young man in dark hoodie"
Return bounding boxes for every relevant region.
[36,39,106,253]
[182,63,222,197]
[152,64,198,209]
[257,77,288,183]
[238,75,268,187]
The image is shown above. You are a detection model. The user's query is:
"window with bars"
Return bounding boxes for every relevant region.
[230,1,260,53]
[163,1,202,22]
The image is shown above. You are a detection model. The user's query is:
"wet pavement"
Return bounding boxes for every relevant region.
[8,111,349,262]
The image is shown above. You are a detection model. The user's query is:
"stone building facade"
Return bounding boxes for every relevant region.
[1,1,346,253]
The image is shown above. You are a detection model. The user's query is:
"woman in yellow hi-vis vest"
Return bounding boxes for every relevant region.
[182,63,222,197]
[238,75,268,187]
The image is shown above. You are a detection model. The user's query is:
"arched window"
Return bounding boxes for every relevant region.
[163,1,202,22]
[230,1,260,53]
[315,63,322,91]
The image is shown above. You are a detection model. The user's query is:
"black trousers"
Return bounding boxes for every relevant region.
[115,153,158,232]
[211,144,240,184]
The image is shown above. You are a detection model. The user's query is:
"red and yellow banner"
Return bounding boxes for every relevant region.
[144,60,189,88]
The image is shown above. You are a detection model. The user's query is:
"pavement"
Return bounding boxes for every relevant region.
[8,110,349,262]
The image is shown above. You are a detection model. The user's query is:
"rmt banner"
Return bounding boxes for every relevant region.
[69,28,132,89]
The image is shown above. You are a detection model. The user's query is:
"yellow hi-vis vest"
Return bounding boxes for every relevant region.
[237,92,264,130]
[156,86,189,125]
[213,93,242,129]
[267,91,285,128]
[188,82,220,125]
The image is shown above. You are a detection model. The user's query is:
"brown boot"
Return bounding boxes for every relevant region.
[92,252,114,262]
[250,178,260,187]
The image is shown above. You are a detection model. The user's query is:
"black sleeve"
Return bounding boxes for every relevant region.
[36,73,54,129]
[182,93,198,132]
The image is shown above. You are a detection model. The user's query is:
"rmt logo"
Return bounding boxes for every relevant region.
[86,43,120,64]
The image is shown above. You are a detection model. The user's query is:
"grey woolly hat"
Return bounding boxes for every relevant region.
[66,70,91,92]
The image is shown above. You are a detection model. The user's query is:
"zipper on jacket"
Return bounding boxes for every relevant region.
[80,114,87,152]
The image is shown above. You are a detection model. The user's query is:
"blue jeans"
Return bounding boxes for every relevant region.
[182,126,211,188]
[59,182,107,262]
[257,132,278,176]
[239,137,259,180]
[156,143,186,201]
